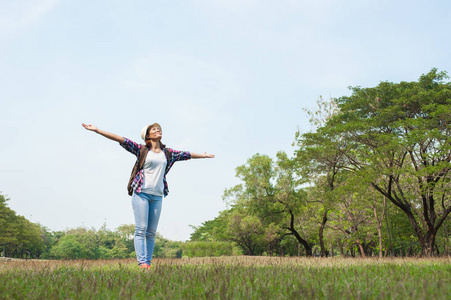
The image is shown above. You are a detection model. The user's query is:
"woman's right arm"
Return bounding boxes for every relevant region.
[81,123,125,144]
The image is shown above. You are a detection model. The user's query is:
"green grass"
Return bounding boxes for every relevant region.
[1,256,450,299]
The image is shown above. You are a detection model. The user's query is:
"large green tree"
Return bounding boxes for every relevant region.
[223,153,315,256]
[323,69,451,256]
[327,173,379,257]
[0,193,44,258]
[294,97,347,257]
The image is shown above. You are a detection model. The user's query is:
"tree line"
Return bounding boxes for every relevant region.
[190,69,451,257]
[0,193,240,259]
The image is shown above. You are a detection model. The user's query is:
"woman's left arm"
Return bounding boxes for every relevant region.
[190,152,215,159]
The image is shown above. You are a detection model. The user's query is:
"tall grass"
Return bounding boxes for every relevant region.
[1,257,450,299]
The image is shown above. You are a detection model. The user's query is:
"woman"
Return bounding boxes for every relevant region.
[82,122,214,269]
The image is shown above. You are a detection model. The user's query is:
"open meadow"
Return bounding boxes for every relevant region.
[1,256,450,299]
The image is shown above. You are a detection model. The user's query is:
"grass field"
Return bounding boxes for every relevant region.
[1,256,450,299]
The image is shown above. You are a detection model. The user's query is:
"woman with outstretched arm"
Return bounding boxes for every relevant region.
[82,123,214,269]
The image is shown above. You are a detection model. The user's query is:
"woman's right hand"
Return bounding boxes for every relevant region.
[82,123,98,132]
[81,124,125,144]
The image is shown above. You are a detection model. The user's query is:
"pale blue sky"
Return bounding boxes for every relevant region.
[1,0,450,241]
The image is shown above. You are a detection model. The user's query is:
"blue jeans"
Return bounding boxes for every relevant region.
[131,192,162,265]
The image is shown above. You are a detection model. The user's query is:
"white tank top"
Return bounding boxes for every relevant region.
[141,150,167,196]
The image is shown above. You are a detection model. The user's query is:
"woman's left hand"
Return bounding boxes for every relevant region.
[191,152,215,159]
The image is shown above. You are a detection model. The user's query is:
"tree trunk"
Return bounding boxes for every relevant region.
[375,220,383,258]
[384,199,394,257]
[373,197,384,258]
[420,232,437,257]
[287,209,313,256]
[289,228,312,256]
[319,209,328,257]
[405,212,440,257]
[355,240,366,258]
[338,242,344,257]
[373,183,451,257]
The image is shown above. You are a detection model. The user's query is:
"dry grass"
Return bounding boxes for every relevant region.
[3,255,450,269]
[1,256,450,299]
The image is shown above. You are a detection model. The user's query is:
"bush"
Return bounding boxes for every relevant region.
[182,241,242,257]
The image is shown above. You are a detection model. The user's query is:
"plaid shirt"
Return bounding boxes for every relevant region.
[121,138,191,197]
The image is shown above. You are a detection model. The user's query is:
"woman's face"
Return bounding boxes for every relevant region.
[147,126,162,140]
